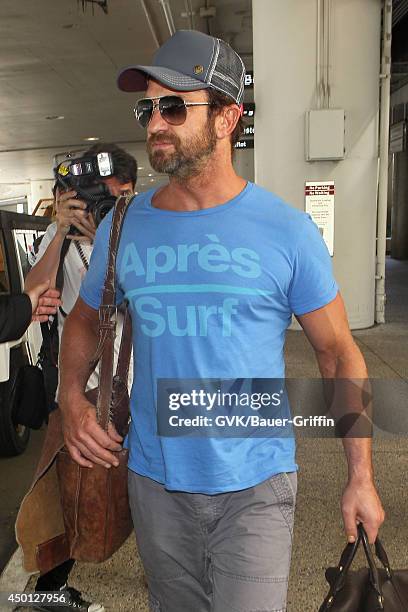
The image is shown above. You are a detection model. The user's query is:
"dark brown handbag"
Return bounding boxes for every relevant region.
[319,524,408,611]
[56,194,134,563]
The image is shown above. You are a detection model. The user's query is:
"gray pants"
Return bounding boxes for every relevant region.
[128,470,297,612]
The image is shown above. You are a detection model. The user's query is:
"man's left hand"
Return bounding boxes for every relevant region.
[341,478,385,544]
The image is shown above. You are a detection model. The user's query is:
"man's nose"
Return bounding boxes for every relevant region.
[147,105,168,134]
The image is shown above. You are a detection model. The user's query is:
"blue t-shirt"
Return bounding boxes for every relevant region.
[80,182,338,493]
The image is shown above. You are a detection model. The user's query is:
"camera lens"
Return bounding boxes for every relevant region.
[93,197,116,226]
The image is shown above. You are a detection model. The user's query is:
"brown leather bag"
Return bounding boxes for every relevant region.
[56,194,134,563]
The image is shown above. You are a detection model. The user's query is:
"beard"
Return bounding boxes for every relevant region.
[147,118,217,180]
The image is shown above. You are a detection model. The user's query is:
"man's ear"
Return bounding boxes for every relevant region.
[215,105,241,140]
[121,181,134,195]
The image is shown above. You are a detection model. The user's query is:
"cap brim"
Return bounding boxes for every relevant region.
[117,65,210,93]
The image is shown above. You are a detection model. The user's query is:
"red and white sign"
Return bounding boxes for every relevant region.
[305,181,335,256]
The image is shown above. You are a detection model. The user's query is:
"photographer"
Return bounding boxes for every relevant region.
[25,144,136,326]
[22,143,137,612]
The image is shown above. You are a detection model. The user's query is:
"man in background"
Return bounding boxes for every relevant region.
[22,143,136,612]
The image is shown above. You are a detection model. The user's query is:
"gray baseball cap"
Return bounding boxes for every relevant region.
[117,29,245,105]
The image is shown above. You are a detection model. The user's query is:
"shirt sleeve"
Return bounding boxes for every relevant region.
[0,293,32,343]
[79,213,124,309]
[288,215,338,316]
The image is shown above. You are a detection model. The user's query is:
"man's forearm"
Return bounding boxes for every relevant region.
[299,296,384,540]
[316,339,374,483]
[25,232,65,291]
[58,302,99,406]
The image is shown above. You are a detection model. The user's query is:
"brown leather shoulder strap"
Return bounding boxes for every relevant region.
[96,194,133,430]
[102,195,132,307]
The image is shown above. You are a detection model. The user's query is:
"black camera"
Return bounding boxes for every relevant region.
[54,152,116,229]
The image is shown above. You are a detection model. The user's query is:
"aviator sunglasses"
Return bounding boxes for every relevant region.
[134,95,212,128]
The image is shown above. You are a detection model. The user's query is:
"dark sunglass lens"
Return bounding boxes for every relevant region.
[160,96,187,125]
[135,99,153,128]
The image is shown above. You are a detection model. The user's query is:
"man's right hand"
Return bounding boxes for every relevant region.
[56,190,96,242]
[60,394,124,469]
[26,280,62,322]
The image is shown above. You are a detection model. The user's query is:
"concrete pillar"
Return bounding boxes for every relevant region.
[234,149,255,183]
[252,0,382,329]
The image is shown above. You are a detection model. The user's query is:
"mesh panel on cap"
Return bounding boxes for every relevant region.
[209,40,245,104]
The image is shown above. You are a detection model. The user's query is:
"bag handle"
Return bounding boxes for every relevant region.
[374,536,392,578]
[324,525,384,609]
[94,194,133,431]
[327,531,362,595]
[336,535,361,578]
[359,525,384,604]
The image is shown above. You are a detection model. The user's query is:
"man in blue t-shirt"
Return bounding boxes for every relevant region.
[59,30,384,612]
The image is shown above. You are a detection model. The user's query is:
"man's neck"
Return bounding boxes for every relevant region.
[151,156,247,212]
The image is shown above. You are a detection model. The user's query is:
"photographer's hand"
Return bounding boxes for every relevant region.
[68,213,96,243]
[56,190,95,240]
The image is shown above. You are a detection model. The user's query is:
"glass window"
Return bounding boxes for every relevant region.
[13,229,47,280]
